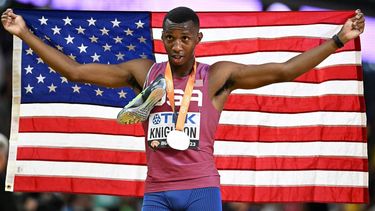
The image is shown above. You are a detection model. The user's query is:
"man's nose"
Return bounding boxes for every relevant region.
[172,39,182,52]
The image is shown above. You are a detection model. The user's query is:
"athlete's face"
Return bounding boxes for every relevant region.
[162,19,202,67]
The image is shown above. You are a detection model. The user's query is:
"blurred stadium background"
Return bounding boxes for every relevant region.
[0,0,374,210]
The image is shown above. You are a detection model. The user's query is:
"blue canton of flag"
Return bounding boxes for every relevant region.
[17,9,155,107]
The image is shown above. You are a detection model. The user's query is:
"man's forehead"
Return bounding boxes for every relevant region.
[163,19,197,32]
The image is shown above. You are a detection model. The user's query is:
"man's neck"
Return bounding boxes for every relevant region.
[170,59,195,77]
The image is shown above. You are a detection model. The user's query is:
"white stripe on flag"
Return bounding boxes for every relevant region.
[20,103,120,118]
[17,132,366,157]
[16,160,146,180]
[219,111,365,127]
[219,170,368,187]
[14,160,367,187]
[155,51,362,66]
[18,133,145,151]
[19,104,365,127]
[214,141,367,157]
[233,80,364,96]
[152,24,342,41]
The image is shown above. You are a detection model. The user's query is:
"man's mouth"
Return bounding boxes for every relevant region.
[171,55,183,63]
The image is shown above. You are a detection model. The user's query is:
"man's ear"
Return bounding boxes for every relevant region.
[197,32,203,43]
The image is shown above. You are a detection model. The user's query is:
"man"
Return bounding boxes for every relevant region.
[2,6,365,211]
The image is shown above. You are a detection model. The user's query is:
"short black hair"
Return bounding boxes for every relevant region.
[163,7,200,29]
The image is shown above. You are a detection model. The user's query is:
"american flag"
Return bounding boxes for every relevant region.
[6,9,368,203]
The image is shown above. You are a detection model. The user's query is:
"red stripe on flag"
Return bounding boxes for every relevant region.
[221,185,369,203]
[215,125,367,142]
[151,11,354,28]
[17,147,147,165]
[19,118,366,142]
[153,38,357,56]
[215,156,367,171]
[225,95,365,113]
[16,147,367,171]
[294,65,363,82]
[13,176,368,203]
[14,176,145,197]
[19,117,145,136]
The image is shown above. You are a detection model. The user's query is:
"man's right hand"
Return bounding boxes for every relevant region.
[1,8,28,38]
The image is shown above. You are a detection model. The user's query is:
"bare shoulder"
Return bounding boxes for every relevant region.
[209,61,244,76]
[208,61,241,99]
[207,61,242,110]
[208,61,243,88]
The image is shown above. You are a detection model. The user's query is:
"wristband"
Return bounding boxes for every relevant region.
[332,34,344,48]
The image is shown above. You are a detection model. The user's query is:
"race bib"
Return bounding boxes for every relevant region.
[147,112,200,149]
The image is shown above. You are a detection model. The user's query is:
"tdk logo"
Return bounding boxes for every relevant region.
[152,113,197,125]
[156,89,203,107]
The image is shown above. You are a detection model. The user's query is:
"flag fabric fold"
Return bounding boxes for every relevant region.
[6,9,368,203]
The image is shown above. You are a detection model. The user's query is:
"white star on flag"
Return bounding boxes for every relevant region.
[115,52,125,60]
[24,84,34,93]
[87,17,96,26]
[138,36,147,43]
[126,44,136,51]
[89,35,98,43]
[100,27,110,35]
[113,36,123,43]
[64,35,75,44]
[72,84,81,93]
[38,16,48,25]
[75,26,86,34]
[36,74,46,83]
[68,54,76,61]
[44,35,51,41]
[24,65,33,74]
[140,52,148,59]
[48,67,56,73]
[111,18,121,27]
[118,90,127,98]
[63,16,73,25]
[36,58,44,64]
[102,43,112,51]
[135,20,144,28]
[78,44,88,53]
[48,83,57,92]
[25,48,33,55]
[51,25,61,35]
[60,77,68,83]
[124,28,133,36]
[95,88,104,96]
[55,45,63,51]
[91,53,101,62]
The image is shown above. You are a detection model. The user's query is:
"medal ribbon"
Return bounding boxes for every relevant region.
[165,62,197,131]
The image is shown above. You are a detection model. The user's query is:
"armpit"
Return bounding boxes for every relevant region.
[214,77,235,96]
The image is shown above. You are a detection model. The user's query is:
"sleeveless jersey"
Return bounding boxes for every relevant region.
[142,62,221,193]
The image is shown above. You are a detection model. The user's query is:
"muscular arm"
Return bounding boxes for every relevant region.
[209,10,365,110]
[2,9,153,89]
[221,38,341,90]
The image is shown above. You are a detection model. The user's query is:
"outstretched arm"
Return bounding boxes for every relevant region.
[209,9,365,99]
[1,8,153,89]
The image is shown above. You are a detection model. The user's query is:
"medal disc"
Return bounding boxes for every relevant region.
[166,130,190,150]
